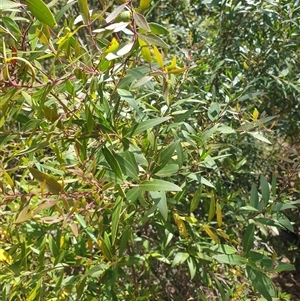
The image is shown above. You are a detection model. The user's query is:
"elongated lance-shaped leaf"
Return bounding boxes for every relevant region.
[102,147,123,180]
[25,0,56,28]
[111,196,123,245]
[125,116,171,137]
[150,191,168,221]
[29,167,63,195]
[139,179,181,191]
[243,223,255,255]
[78,0,90,25]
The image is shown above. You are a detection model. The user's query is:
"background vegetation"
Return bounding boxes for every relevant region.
[0,0,299,300]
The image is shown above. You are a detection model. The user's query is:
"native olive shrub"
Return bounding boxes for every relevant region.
[0,0,298,300]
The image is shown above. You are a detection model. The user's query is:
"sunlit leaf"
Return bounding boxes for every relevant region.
[0,249,13,264]
[29,167,63,195]
[150,191,168,220]
[111,196,123,245]
[139,179,181,191]
[243,223,255,255]
[25,0,56,27]
[133,11,150,32]
[125,116,171,137]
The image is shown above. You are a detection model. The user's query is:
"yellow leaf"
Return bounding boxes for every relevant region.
[138,38,151,63]
[29,167,63,195]
[0,249,13,264]
[203,225,219,244]
[216,202,222,227]
[216,229,238,244]
[208,192,215,222]
[252,108,259,120]
[166,56,177,70]
[243,61,249,70]
[104,37,119,54]
[173,213,188,238]
[180,216,198,224]
[152,45,164,68]
[36,28,49,45]
[3,170,14,190]
[167,67,187,74]
[139,0,151,12]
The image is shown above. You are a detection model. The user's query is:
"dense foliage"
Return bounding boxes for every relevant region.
[0,0,299,300]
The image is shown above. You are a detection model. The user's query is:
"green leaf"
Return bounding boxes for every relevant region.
[114,153,139,180]
[149,23,169,35]
[154,164,179,177]
[208,102,220,121]
[25,0,56,28]
[248,132,272,144]
[102,147,123,180]
[138,33,169,48]
[250,183,259,209]
[277,213,294,232]
[0,0,23,10]
[271,262,295,273]
[213,244,237,255]
[187,257,196,279]
[246,266,276,301]
[119,228,131,257]
[75,214,98,243]
[126,187,142,203]
[125,116,171,137]
[2,17,22,36]
[111,196,123,245]
[213,254,246,265]
[243,223,255,255]
[139,179,182,191]
[172,252,189,267]
[190,185,202,213]
[133,11,150,32]
[150,191,168,220]
[29,167,63,195]
[260,175,270,206]
[78,0,90,25]
[154,142,178,173]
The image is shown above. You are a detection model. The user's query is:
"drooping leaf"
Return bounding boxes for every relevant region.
[246,266,276,301]
[29,167,63,195]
